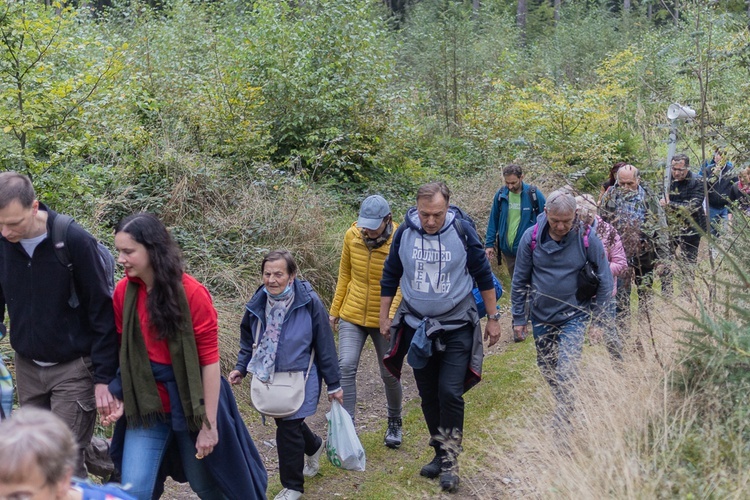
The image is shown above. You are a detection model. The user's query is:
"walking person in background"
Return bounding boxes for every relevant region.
[599,162,627,203]
[599,165,668,355]
[512,191,612,433]
[700,147,736,237]
[484,164,546,279]
[729,166,750,216]
[329,195,405,448]
[576,194,627,361]
[105,213,267,500]
[229,250,343,500]
[0,171,118,478]
[660,154,706,296]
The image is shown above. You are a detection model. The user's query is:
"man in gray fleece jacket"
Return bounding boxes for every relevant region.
[380,182,500,494]
[512,190,612,432]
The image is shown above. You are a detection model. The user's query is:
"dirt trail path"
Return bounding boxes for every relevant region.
[164,316,515,499]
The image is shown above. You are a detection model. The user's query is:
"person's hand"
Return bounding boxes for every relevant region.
[380,317,392,342]
[329,315,339,330]
[513,325,527,343]
[485,247,496,262]
[328,388,344,405]
[484,318,501,347]
[589,326,603,344]
[659,196,668,207]
[95,383,116,418]
[100,398,123,426]
[195,422,219,459]
[228,370,244,385]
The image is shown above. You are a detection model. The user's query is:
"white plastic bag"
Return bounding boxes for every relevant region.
[325,401,366,471]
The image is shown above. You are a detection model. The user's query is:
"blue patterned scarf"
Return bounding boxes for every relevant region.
[247,285,294,383]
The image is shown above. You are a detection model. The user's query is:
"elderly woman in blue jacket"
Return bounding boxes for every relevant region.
[229,250,343,500]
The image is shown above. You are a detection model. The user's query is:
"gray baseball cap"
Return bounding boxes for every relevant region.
[357,195,391,230]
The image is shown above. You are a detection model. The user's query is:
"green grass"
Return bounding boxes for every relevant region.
[267,339,543,498]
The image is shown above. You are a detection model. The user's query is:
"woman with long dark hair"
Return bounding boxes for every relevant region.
[105,213,266,500]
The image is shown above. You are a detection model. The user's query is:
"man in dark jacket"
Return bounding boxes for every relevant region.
[380,182,500,494]
[484,164,546,278]
[661,154,706,295]
[0,172,118,477]
[700,148,737,237]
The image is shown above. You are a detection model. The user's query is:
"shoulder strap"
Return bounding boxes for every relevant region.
[581,225,591,261]
[453,218,469,251]
[51,214,79,308]
[51,214,74,269]
[529,223,539,251]
[252,310,316,380]
[529,185,540,215]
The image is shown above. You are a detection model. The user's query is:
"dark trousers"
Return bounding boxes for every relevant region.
[662,233,700,296]
[411,324,472,454]
[273,418,321,493]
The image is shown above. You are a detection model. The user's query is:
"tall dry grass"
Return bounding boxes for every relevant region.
[481,273,749,498]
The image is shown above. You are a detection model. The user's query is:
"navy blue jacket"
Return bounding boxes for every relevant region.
[700,161,737,209]
[236,279,341,419]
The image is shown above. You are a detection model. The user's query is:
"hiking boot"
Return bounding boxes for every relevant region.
[274,488,302,500]
[302,439,324,477]
[384,417,403,449]
[419,453,442,479]
[439,456,460,493]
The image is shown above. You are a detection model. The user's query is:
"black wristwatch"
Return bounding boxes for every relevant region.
[487,311,501,321]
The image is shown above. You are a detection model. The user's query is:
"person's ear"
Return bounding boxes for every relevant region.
[56,466,73,499]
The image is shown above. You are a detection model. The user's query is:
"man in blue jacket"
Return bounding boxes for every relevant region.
[485,164,546,279]
[380,182,500,494]
[0,172,118,477]
[512,190,612,434]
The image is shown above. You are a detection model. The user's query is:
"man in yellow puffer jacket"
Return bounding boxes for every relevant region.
[329,195,404,448]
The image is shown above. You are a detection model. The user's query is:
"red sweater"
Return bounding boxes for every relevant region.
[113,273,220,411]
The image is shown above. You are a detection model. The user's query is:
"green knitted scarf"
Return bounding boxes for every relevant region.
[120,280,207,432]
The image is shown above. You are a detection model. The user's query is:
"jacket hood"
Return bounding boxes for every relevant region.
[404,206,457,235]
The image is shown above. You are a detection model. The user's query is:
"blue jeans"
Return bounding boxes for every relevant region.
[709,206,728,237]
[600,299,622,362]
[532,315,587,426]
[121,420,225,500]
[338,320,402,419]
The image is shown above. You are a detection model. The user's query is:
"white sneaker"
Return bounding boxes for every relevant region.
[274,488,302,500]
[302,440,325,477]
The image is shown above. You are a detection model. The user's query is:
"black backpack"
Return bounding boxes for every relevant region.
[51,214,116,308]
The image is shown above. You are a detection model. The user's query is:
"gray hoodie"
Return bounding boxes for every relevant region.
[511,213,613,326]
[381,207,493,328]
